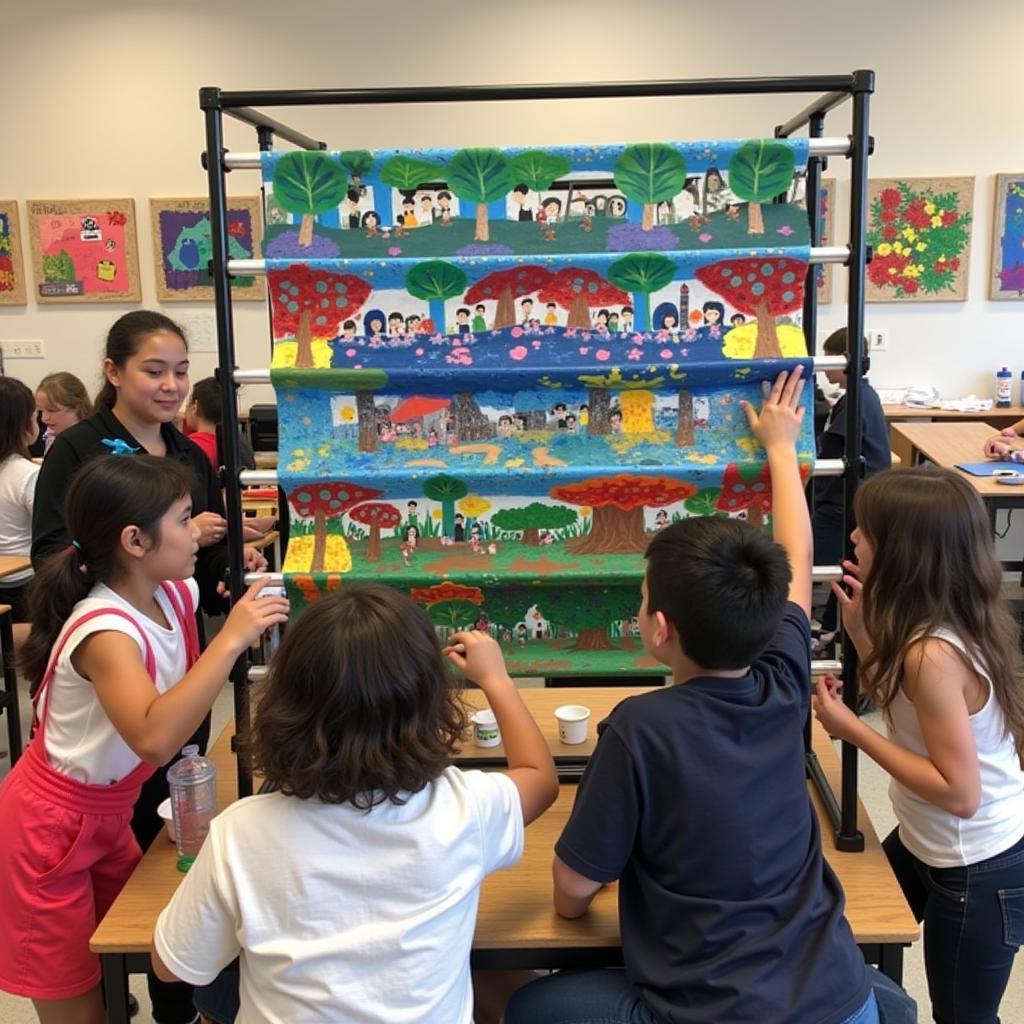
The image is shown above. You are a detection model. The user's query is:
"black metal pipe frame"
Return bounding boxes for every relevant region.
[200,74,874,830]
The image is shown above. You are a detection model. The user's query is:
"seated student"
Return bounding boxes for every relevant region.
[35,371,91,455]
[181,376,255,473]
[152,584,558,1023]
[812,328,891,651]
[506,368,915,1024]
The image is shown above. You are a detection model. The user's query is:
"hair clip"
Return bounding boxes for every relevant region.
[101,438,141,457]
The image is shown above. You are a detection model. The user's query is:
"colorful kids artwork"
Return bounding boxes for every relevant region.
[865,177,974,302]
[989,174,1024,300]
[791,176,836,305]
[150,196,264,301]
[27,199,142,303]
[0,201,27,305]
[267,138,816,675]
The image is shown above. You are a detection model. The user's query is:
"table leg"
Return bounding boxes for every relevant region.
[101,953,130,1024]
[877,943,905,985]
[0,608,22,764]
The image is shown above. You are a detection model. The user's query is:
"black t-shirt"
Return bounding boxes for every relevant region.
[556,605,870,1024]
[814,380,891,518]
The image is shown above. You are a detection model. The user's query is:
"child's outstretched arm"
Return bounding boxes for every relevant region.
[75,578,289,765]
[444,632,558,825]
[741,366,811,617]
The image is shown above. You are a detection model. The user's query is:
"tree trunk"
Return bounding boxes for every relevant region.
[493,287,516,329]
[521,527,540,546]
[311,508,327,572]
[475,203,490,242]
[570,626,615,652]
[453,392,495,442]
[365,524,381,561]
[567,295,591,329]
[521,410,547,430]
[355,390,378,453]
[566,505,648,554]
[587,388,611,436]
[747,497,765,530]
[747,202,765,235]
[753,299,783,359]
[298,214,315,248]
[676,389,694,447]
[642,203,655,232]
[294,309,314,368]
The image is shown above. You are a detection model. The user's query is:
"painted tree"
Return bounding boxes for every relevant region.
[683,488,725,518]
[507,150,572,196]
[694,256,805,359]
[484,588,534,634]
[607,253,676,332]
[550,474,697,554]
[348,502,401,561]
[576,366,662,438]
[464,265,552,330]
[380,155,443,194]
[537,585,640,652]
[727,140,796,236]
[613,144,688,232]
[715,462,772,528]
[451,392,495,442]
[490,503,578,546]
[288,481,382,573]
[538,267,629,330]
[446,148,513,241]
[410,582,484,631]
[338,150,375,185]
[272,152,348,248]
[405,261,468,330]
[423,475,469,537]
[271,266,372,368]
[457,495,492,521]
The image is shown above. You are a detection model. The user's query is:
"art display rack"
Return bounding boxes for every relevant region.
[200,72,874,852]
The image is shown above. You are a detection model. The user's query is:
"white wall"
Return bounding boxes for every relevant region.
[2,0,1022,406]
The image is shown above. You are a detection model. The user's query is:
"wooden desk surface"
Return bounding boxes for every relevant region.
[884,403,1024,422]
[889,421,1013,498]
[253,451,278,470]
[92,688,917,955]
[0,555,32,580]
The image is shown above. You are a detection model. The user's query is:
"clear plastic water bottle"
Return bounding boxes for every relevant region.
[996,367,1013,408]
[167,744,218,858]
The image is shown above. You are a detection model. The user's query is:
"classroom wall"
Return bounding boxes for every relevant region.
[2,0,1022,408]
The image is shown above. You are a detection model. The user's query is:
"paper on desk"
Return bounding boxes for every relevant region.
[938,395,993,412]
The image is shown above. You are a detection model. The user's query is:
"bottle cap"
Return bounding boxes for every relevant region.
[176,855,197,873]
[181,744,200,758]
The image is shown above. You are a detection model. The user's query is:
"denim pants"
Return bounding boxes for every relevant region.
[884,826,1024,1024]
[503,968,892,1024]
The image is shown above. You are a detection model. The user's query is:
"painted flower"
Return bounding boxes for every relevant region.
[595,349,611,362]
[387,246,403,256]
[626,348,643,360]
[777,225,794,236]
[698,232,713,243]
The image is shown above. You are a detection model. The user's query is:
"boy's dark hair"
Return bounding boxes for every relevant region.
[191,377,222,425]
[249,584,468,808]
[644,518,791,669]
[513,183,529,196]
[822,327,870,373]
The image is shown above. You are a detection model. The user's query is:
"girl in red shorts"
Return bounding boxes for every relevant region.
[0,455,287,1024]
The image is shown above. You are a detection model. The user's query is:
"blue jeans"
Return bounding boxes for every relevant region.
[884,827,1024,1024]
[504,968,897,1024]
[192,959,239,1024]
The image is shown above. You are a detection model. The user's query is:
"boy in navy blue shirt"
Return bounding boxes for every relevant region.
[506,368,884,1024]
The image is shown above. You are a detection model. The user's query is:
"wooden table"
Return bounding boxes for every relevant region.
[0,556,30,763]
[91,689,917,1022]
[0,555,32,580]
[884,404,1024,468]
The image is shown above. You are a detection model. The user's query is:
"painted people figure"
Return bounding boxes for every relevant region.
[654,509,669,530]
[519,298,534,326]
[388,312,406,337]
[543,302,558,326]
[702,301,726,329]
[455,308,471,334]
[453,512,466,543]
[364,309,386,338]
[621,306,634,334]
[472,304,487,333]
[510,184,533,221]
[344,188,362,229]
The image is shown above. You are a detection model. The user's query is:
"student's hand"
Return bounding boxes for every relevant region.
[812,675,861,741]
[830,559,865,637]
[443,631,513,691]
[984,428,1018,458]
[243,545,268,572]
[191,511,227,547]
[218,577,289,651]
[740,366,806,451]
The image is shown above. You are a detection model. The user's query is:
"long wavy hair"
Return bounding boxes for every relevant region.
[248,584,468,808]
[855,467,1024,752]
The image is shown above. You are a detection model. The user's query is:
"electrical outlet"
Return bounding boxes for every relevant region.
[867,328,888,352]
[0,339,45,359]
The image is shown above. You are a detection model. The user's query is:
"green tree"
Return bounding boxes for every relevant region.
[405,261,468,330]
[683,488,723,518]
[338,150,375,184]
[42,250,76,283]
[485,589,533,632]
[446,148,513,242]
[272,152,348,248]
[380,155,442,192]
[422,474,469,537]
[537,585,640,652]
[507,150,571,194]
[727,140,796,235]
[426,600,480,630]
[613,144,687,231]
[490,503,578,546]
[607,253,676,332]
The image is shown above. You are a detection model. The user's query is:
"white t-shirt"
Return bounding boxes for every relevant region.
[0,454,39,585]
[154,769,524,1024]
[42,579,198,785]
[888,627,1024,867]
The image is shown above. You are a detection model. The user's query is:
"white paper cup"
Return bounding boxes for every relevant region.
[471,709,501,748]
[554,704,592,745]
[157,797,176,843]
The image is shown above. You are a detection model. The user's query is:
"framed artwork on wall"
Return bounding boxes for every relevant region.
[817,177,836,305]
[865,176,974,302]
[27,199,141,303]
[989,173,1024,300]
[0,201,27,305]
[150,196,264,301]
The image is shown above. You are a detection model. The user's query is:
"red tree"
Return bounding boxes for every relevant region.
[538,268,630,330]
[464,265,553,330]
[715,463,772,528]
[348,502,402,561]
[288,482,382,572]
[270,266,372,369]
[694,257,806,359]
[550,474,698,554]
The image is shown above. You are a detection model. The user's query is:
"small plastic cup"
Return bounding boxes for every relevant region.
[471,708,501,748]
[555,704,592,745]
[157,797,176,843]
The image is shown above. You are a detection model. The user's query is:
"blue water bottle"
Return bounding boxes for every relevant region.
[996,367,1013,408]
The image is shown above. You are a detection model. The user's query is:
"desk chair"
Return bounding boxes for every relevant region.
[0,604,23,763]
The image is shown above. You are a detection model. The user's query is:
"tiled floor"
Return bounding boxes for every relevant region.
[2,675,1023,1022]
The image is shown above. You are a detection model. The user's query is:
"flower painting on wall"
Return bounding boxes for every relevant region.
[989,174,1024,300]
[0,201,27,305]
[866,177,974,302]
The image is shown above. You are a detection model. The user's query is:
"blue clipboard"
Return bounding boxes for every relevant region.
[955,461,1021,477]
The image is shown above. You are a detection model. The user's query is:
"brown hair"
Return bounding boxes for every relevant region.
[855,467,1024,752]
[95,310,188,410]
[36,372,92,423]
[0,377,36,463]
[249,584,468,808]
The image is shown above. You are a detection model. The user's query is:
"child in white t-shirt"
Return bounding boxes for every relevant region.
[153,584,558,1024]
